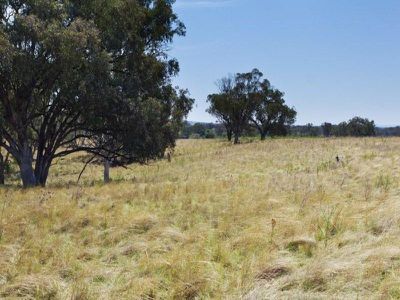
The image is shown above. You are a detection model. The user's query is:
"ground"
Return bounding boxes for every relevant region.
[1,138,400,299]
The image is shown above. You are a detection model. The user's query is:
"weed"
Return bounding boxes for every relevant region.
[315,206,342,246]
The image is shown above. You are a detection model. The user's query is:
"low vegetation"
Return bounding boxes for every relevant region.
[1,137,400,299]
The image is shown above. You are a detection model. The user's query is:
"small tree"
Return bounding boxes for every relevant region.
[332,117,375,137]
[208,69,296,142]
[207,81,234,142]
[204,129,216,139]
[191,123,207,137]
[207,69,262,144]
[250,81,296,140]
[346,117,376,136]
[304,123,319,136]
[322,122,333,137]
[333,122,349,136]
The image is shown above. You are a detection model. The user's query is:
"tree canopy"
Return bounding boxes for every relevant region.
[333,117,376,137]
[0,0,193,187]
[250,77,296,139]
[207,69,296,143]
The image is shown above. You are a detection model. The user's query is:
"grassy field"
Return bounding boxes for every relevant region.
[1,138,400,299]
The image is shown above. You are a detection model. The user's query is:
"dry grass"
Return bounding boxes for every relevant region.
[1,137,400,299]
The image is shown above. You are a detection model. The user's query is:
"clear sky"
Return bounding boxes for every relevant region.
[170,0,400,125]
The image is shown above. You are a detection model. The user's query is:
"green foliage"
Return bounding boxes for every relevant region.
[204,129,216,139]
[305,123,320,137]
[375,173,392,192]
[207,68,296,143]
[292,118,376,137]
[0,0,193,187]
[333,117,376,137]
[251,78,296,139]
[207,69,265,144]
[315,206,342,246]
[180,122,224,139]
[321,122,333,137]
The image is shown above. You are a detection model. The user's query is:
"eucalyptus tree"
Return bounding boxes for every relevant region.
[0,0,193,187]
[207,69,296,143]
[332,117,376,137]
[250,81,296,140]
[322,122,333,137]
[207,69,262,144]
[346,117,375,136]
[206,91,234,142]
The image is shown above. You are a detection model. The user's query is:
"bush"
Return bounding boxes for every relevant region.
[204,129,216,139]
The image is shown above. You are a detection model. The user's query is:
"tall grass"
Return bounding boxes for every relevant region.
[1,138,400,299]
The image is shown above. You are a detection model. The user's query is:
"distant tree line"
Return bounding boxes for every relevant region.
[375,127,400,136]
[292,117,376,137]
[181,116,394,139]
[180,122,225,139]
[179,122,259,139]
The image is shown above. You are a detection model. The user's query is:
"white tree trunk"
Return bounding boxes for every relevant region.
[103,159,110,183]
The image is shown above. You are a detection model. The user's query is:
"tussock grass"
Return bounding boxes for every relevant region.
[1,138,400,298]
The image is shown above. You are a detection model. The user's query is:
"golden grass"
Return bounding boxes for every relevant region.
[1,138,400,299]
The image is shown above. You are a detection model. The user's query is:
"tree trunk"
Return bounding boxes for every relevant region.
[35,162,51,187]
[226,128,232,142]
[104,159,110,183]
[0,151,4,185]
[256,124,268,141]
[233,125,241,144]
[18,147,36,188]
[233,133,240,144]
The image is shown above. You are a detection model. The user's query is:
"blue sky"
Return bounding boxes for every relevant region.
[170,0,400,125]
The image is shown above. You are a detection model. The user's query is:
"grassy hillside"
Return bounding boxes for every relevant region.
[1,138,400,299]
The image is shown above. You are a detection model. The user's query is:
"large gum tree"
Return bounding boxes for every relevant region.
[0,0,193,187]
